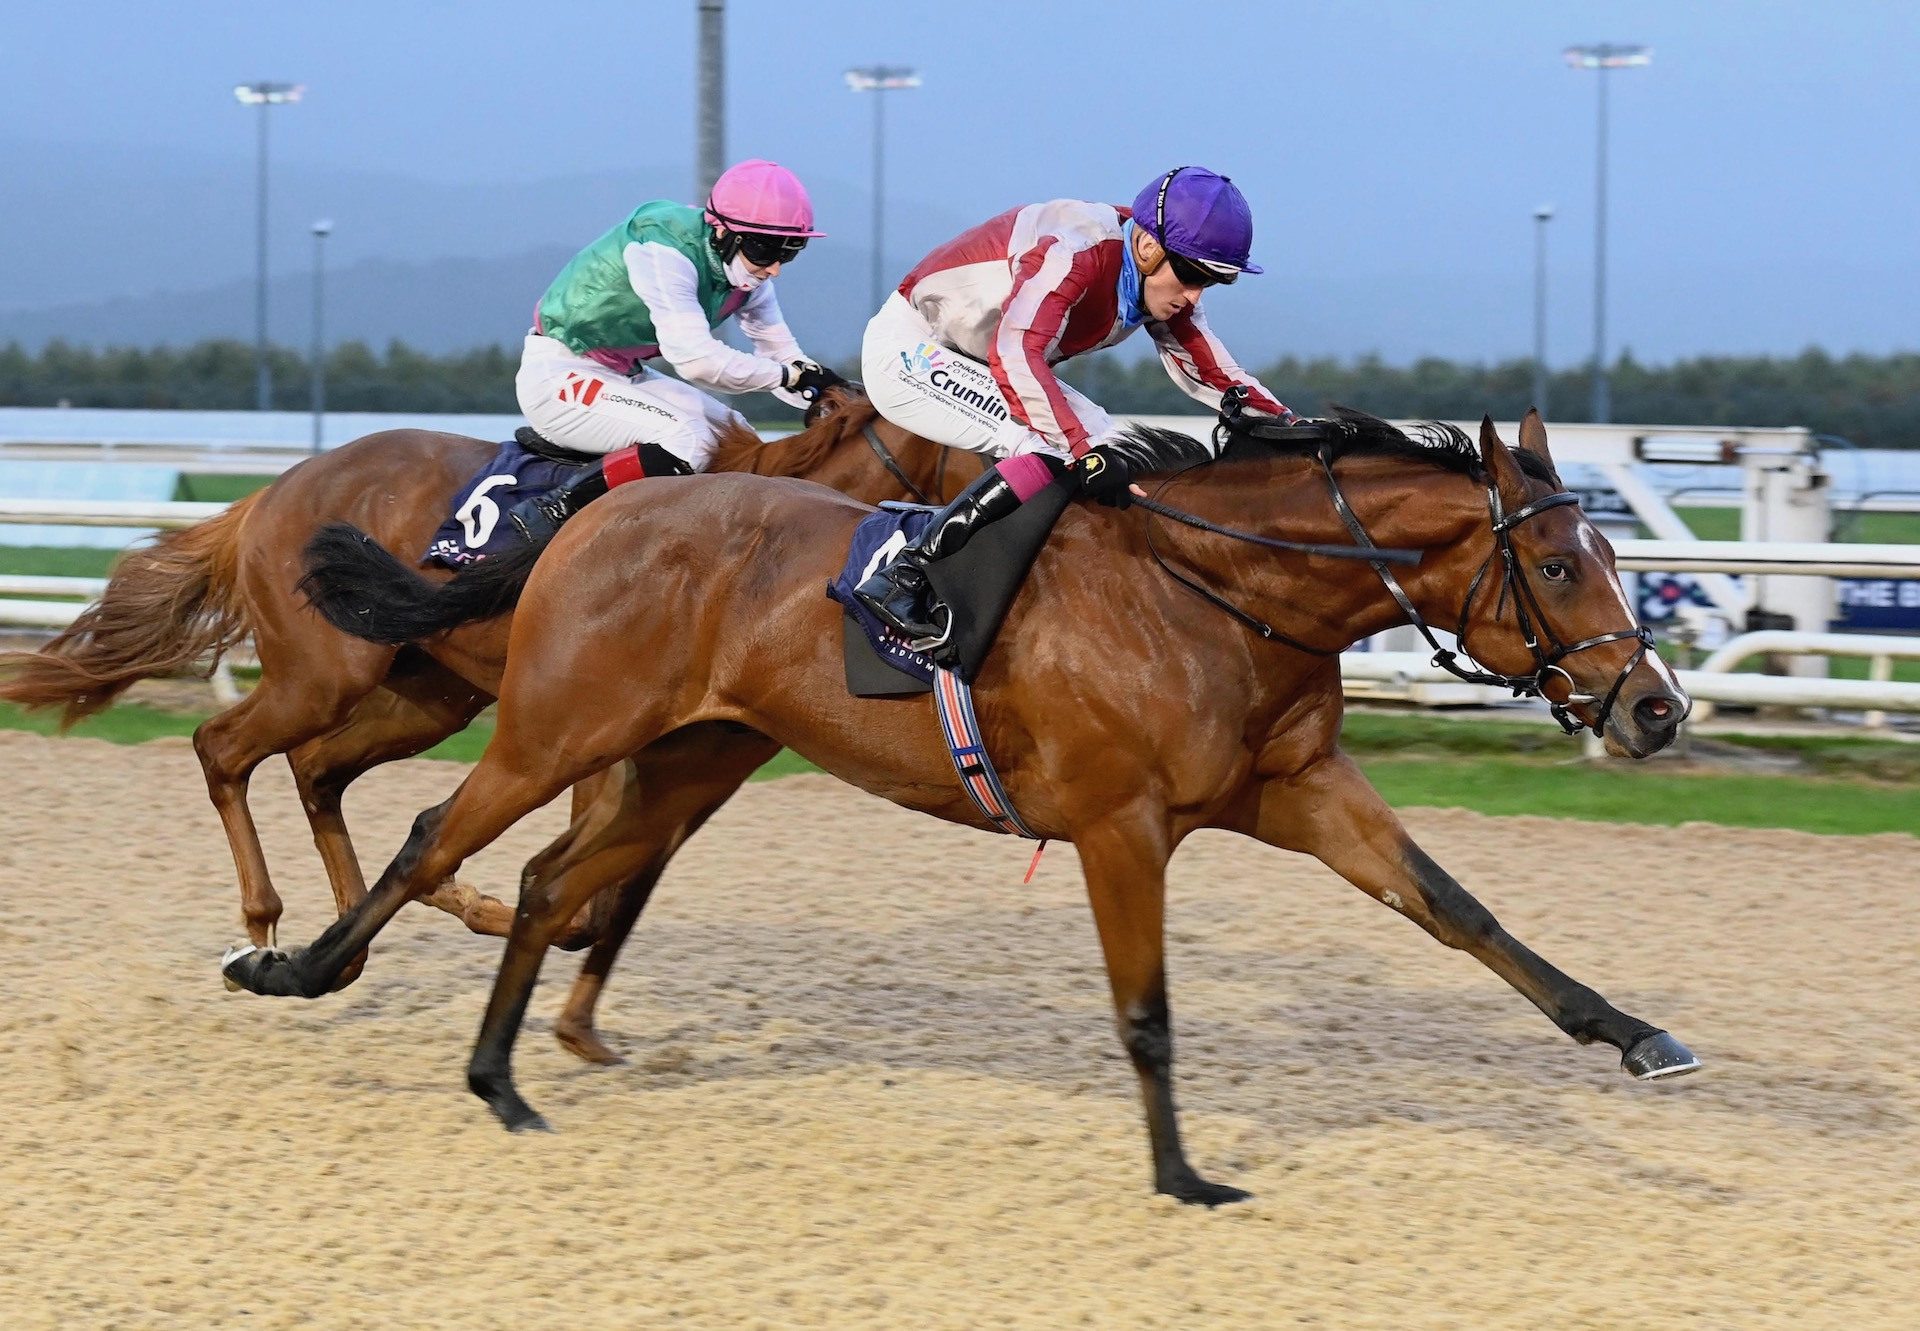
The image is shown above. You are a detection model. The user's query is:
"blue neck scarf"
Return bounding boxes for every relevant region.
[1116,221,1147,329]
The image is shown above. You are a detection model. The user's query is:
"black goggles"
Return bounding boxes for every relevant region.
[1165,250,1238,289]
[733,229,808,267]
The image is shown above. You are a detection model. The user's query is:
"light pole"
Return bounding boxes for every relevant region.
[844,66,921,312]
[234,80,304,412]
[1563,43,1649,424]
[310,220,332,455]
[1532,205,1553,418]
[695,0,725,199]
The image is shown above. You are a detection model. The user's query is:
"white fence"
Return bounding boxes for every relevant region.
[2,498,1915,723]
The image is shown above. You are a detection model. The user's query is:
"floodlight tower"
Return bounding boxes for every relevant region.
[234,81,305,412]
[844,66,922,311]
[1563,43,1650,423]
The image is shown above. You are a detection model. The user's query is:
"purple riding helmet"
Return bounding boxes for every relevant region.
[1130,166,1264,285]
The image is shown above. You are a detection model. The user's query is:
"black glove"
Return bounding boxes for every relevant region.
[1072,444,1135,508]
[784,361,848,402]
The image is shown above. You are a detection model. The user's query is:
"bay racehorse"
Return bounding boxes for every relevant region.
[230,408,1699,1203]
[0,389,962,984]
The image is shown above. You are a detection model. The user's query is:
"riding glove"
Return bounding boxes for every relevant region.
[1073,445,1136,508]
[783,361,848,402]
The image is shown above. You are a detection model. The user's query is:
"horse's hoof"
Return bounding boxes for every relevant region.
[472,1072,552,1133]
[1622,1030,1701,1081]
[554,1023,625,1066]
[221,943,298,996]
[221,942,272,992]
[1158,1173,1253,1208]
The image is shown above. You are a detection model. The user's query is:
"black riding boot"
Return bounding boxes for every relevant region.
[506,442,691,544]
[507,464,608,544]
[852,464,1024,647]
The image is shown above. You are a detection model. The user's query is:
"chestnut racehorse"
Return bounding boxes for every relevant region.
[230,408,1699,1203]
[0,390,961,985]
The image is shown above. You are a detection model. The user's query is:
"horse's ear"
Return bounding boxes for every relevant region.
[1516,408,1554,469]
[1477,415,1530,505]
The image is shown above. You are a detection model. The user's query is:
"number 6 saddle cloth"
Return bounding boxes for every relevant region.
[424,429,598,568]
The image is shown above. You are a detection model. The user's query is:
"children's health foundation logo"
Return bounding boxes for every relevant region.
[900,342,945,375]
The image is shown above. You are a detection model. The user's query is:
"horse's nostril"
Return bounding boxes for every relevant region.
[1635,695,1679,729]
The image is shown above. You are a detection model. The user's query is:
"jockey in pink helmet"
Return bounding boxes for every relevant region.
[506,159,845,542]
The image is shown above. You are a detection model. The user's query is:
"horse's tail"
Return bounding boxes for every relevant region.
[0,492,262,728]
[298,522,545,645]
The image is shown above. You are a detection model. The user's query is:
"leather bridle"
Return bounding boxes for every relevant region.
[1152,406,1666,740]
[1316,444,1657,738]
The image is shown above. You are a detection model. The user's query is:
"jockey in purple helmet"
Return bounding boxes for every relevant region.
[505,159,846,542]
[852,165,1296,648]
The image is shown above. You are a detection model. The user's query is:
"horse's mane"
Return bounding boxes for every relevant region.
[705,386,878,478]
[1115,404,1561,486]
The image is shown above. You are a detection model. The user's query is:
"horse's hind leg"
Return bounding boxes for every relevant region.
[196,657,391,951]
[551,725,781,1064]
[222,734,592,1000]
[1230,753,1699,1080]
[285,662,491,988]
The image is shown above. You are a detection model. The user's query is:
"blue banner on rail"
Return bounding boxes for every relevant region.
[1834,578,1920,632]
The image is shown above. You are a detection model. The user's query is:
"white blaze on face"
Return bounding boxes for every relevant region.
[1574,522,1688,706]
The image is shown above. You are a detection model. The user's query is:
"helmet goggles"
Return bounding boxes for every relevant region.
[708,204,811,267]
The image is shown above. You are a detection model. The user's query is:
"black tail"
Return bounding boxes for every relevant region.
[298,523,546,645]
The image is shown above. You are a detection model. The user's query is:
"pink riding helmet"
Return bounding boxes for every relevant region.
[704,159,826,237]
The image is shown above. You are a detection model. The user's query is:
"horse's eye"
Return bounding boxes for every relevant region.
[1541,561,1571,583]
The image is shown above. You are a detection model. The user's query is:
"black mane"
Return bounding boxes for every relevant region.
[1098,407,1559,489]
[1317,405,1560,486]
[1118,404,1560,486]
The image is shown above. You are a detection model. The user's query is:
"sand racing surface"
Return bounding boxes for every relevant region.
[0,729,1913,1329]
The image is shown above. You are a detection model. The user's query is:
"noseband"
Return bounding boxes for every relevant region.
[1320,449,1656,738]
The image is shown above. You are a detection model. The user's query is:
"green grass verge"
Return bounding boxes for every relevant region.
[172,473,277,503]
[0,545,121,578]
[3,699,1912,837]
[1358,755,1916,836]
[1671,506,1920,543]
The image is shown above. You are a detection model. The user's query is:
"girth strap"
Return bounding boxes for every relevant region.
[932,667,1040,839]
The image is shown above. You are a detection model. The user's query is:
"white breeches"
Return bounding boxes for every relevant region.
[860,294,1105,462]
[515,333,750,469]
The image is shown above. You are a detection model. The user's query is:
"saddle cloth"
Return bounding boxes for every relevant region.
[825,480,1073,696]
[423,429,596,567]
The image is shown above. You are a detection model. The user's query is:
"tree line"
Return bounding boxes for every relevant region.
[3,338,1917,449]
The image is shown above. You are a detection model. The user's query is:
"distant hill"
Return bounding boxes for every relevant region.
[4,137,1915,362]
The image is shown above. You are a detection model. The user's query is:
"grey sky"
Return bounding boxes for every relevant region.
[4,0,1916,362]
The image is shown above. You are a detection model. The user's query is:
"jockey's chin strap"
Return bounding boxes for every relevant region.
[1314,443,1655,738]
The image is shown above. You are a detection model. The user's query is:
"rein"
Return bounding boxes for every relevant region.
[1144,408,1656,739]
[862,423,935,505]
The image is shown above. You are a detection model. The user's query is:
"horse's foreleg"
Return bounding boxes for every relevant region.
[1228,752,1699,1080]
[552,727,782,1064]
[221,750,575,1001]
[1077,812,1250,1206]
